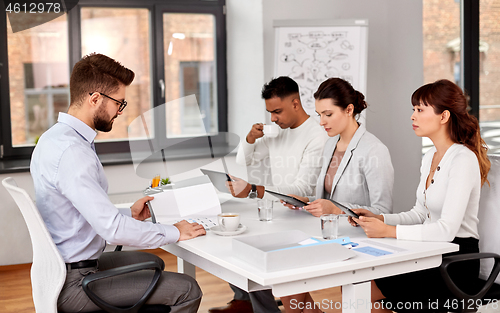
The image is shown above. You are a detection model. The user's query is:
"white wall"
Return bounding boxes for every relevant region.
[262,0,423,212]
[226,0,267,140]
[0,0,423,265]
[0,173,36,265]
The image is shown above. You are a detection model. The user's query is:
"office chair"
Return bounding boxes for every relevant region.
[2,177,170,313]
[437,154,500,312]
[385,155,500,313]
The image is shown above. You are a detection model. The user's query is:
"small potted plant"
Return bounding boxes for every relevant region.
[159,177,174,190]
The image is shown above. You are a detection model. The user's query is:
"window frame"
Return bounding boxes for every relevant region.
[0,0,227,162]
[461,0,480,119]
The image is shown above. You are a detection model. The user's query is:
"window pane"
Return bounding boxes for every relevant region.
[422,0,460,153]
[479,0,500,154]
[423,0,461,84]
[163,13,218,138]
[7,14,69,147]
[81,8,153,142]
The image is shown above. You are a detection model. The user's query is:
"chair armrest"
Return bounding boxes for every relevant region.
[82,261,162,313]
[440,252,500,301]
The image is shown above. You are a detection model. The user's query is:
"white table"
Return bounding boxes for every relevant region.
[161,195,458,313]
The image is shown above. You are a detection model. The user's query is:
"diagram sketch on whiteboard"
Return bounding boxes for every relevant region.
[275,26,363,114]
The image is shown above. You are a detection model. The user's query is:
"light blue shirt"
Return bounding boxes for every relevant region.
[30,113,180,263]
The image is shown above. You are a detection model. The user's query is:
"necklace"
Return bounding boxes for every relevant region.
[429,153,442,174]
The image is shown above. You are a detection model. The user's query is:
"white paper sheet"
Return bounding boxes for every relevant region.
[172,183,220,217]
[149,175,222,224]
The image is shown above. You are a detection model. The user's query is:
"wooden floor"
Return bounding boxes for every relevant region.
[0,249,342,313]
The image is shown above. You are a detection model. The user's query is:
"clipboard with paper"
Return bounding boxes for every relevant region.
[144,175,222,228]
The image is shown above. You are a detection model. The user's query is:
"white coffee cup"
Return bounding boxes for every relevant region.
[217,213,240,232]
[263,124,279,138]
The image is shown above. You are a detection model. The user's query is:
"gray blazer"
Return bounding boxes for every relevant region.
[313,124,394,214]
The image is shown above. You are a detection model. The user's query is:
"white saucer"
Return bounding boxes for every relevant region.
[210,224,247,236]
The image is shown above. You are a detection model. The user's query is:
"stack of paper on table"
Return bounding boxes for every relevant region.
[232,230,356,272]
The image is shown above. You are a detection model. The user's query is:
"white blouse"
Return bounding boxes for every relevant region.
[383,144,481,241]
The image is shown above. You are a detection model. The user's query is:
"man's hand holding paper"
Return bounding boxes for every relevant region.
[147,176,222,230]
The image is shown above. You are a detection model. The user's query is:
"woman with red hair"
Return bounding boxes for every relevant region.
[352,79,490,312]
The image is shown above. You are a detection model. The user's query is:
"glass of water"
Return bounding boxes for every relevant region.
[320,214,339,240]
[257,199,273,221]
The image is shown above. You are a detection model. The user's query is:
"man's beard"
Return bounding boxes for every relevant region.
[93,103,116,132]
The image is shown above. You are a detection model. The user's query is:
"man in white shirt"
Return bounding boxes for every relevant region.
[30,53,205,313]
[210,77,327,313]
[227,76,327,200]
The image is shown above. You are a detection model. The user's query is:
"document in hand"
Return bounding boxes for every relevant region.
[147,175,221,225]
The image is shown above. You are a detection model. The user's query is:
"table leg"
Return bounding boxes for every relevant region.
[177,257,196,279]
[342,281,371,313]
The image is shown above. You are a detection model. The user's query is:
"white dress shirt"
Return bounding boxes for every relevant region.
[383,144,481,241]
[236,117,328,197]
[30,113,180,263]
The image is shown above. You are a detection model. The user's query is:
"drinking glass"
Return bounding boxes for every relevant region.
[257,199,273,221]
[320,214,339,240]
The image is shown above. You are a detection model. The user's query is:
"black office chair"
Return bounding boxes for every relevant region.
[81,259,171,313]
[382,254,500,313]
[436,253,500,313]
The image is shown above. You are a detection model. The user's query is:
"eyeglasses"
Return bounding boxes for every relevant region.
[89,92,127,112]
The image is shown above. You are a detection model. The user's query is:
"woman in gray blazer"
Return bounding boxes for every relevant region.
[286,78,394,218]
[281,78,394,313]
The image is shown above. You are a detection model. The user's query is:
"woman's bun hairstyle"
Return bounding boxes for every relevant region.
[314,77,367,115]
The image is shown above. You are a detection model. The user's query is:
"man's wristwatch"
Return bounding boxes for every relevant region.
[248,184,257,199]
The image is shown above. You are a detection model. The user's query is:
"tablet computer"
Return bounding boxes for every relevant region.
[329,199,360,219]
[265,190,308,207]
[200,169,231,194]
